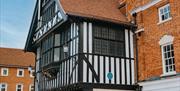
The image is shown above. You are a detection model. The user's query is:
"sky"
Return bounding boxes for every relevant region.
[0,0,36,49]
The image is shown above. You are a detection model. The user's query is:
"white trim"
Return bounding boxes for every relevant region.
[125,29,129,57]
[83,22,88,53]
[161,44,166,75]
[139,77,180,91]
[159,35,175,75]
[160,71,176,77]
[131,0,162,14]
[1,68,8,76]
[121,59,125,84]
[157,17,172,25]
[83,56,87,82]
[89,55,93,83]
[116,58,120,84]
[29,84,34,91]
[111,57,115,84]
[131,60,135,84]
[105,57,109,83]
[160,43,176,75]
[139,77,180,86]
[159,35,174,45]
[126,59,130,84]
[17,69,24,77]
[94,56,98,83]
[89,23,93,53]
[130,31,134,58]
[0,83,7,91]
[73,23,76,55]
[135,28,144,34]
[158,4,172,24]
[16,84,23,91]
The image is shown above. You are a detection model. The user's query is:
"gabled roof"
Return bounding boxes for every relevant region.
[60,0,129,24]
[24,0,38,52]
[25,0,133,52]
[0,48,35,67]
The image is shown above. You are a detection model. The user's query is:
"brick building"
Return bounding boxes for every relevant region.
[0,48,35,91]
[119,0,180,90]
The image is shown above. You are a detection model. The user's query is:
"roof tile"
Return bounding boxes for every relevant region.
[60,0,128,23]
[0,48,35,67]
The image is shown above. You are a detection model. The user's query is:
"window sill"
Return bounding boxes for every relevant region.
[161,71,176,77]
[17,76,24,77]
[0,75,8,76]
[30,76,34,78]
[157,17,172,25]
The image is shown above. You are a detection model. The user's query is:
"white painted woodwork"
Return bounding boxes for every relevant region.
[139,77,180,91]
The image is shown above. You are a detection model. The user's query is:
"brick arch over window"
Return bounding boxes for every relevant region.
[159,35,174,45]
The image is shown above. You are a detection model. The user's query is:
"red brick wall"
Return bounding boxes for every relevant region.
[123,0,180,81]
[0,67,34,91]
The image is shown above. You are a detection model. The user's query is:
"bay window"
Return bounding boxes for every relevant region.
[93,24,125,57]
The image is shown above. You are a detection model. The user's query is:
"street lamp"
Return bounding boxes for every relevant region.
[63,44,68,58]
[63,44,68,53]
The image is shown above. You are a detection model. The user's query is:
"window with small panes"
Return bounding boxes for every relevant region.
[93,24,125,57]
[158,4,171,22]
[162,44,175,73]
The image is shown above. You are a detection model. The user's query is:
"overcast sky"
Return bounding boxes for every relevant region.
[0,0,36,49]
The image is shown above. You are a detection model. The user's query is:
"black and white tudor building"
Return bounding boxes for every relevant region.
[25,0,140,91]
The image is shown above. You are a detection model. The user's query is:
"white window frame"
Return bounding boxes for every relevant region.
[16,84,23,91]
[158,4,172,24]
[0,83,7,91]
[29,84,34,91]
[159,35,176,76]
[1,68,8,76]
[17,69,24,77]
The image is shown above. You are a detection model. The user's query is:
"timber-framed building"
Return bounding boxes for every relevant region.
[25,0,140,91]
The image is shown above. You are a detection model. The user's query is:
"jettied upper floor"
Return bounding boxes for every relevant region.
[24,0,140,91]
[25,0,136,52]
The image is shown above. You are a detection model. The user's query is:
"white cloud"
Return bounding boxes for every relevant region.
[0,21,28,49]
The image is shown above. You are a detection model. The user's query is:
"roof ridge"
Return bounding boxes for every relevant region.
[0,47,24,50]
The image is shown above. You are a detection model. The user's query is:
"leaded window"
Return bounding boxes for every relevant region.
[41,1,56,25]
[40,24,78,66]
[42,35,54,66]
[54,48,60,62]
[93,24,125,57]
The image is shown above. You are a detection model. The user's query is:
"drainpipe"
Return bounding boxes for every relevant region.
[132,13,142,91]
[132,13,138,82]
